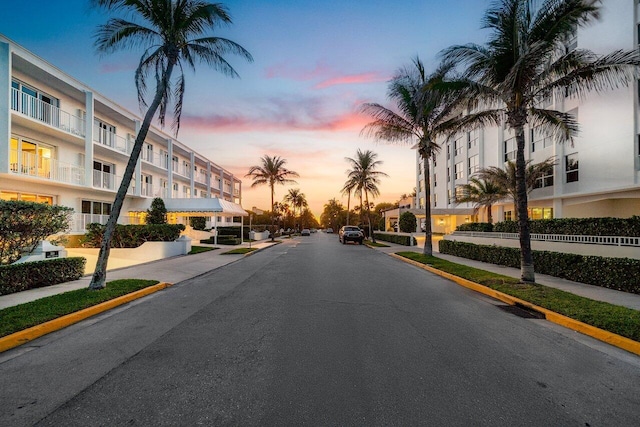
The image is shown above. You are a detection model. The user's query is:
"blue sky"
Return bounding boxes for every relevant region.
[1,0,490,216]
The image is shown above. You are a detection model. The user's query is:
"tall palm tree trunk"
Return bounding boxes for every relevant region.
[90,64,174,289]
[365,190,375,243]
[422,154,433,256]
[515,124,534,282]
[270,185,275,242]
[346,192,351,225]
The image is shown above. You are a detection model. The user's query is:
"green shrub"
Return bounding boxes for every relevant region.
[200,236,241,245]
[438,240,640,294]
[456,222,494,232]
[146,198,168,224]
[374,233,417,246]
[492,217,640,236]
[0,200,73,265]
[399,212,417,233]
[0,257,86,295]
[82,223,185,248]
[189,217,207,231]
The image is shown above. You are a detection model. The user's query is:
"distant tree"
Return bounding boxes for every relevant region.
[399,211,417,233]
[320,198,345,231]
[245,155,299,241]
[146,198,167,224]
[455,177,507,224]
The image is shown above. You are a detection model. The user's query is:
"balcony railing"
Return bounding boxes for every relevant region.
[93,170,116,190]
[11,88,85,137]
[94,124,131,155]
[141,151,169,170]
[10,150,85,186]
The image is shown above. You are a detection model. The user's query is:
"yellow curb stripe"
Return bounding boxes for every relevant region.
[390,253,640,356]
[0,282,173,353]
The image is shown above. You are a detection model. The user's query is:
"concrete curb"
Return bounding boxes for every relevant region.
[0,282,173,354]
[390,253,640,357]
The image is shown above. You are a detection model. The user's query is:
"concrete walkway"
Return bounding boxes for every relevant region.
[0,241,276,310]
[2,237,639,313]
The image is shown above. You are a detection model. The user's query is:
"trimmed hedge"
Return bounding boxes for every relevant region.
[0,257,86,295]
[438,240,640,294]
[374,233,417,246]
[82,223,185,248]
[200,236,242,245]
[456,217,640,236]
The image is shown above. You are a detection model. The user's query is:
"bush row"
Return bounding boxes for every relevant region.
[200,236,242,245]
[374,233,417,246]
[438,240,640,294]
[82,223,186,248]
[0,257,86,296]
[456,217,640,236]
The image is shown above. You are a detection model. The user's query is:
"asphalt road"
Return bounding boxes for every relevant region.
[1,232,640,426]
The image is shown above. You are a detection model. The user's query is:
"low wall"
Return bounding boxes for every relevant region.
[443,234,640,260]
[67,238,191,274]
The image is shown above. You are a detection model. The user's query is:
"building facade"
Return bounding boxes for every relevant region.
[0,35,242,235]
[416,2,640,234]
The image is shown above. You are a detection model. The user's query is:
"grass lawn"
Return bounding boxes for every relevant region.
[188,245,218,254]
[396,252,640,342]
[221,248,257,255]
[0,279,159,338]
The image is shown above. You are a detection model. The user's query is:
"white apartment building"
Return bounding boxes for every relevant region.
[0,35,243,237]
[415,2,640,234]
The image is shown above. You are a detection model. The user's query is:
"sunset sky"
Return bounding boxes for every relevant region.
[1,0,489,217]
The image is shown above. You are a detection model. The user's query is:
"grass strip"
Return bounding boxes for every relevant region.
[188,245,218,254]
[0,279,158,338]
[396,252,640,342]
[221,248,257,255]
[365,241,390,248]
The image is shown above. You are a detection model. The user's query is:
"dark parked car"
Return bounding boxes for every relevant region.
[339,226,364,245]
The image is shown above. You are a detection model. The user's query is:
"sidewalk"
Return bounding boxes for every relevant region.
[374,239,640,311]
[0,241,276,310]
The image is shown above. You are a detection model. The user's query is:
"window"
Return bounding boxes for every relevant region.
[531,126,552,152]
[446,144,450,160]
[504,137,516,162]
[467,129,479,149]
[433,193,437,207]
[419,197,425,209]
[10,136,55,178]
[447,189,452,205]
[468,155,479,176]
[504,211,513,221]
[10,79,60,126]
[183,185,191,198]
[433,173,437,187]
[142,143,154,163]
[93,160,115,189]
[160,150,169,169]
[566,153,579,182]
[454,136,464,157]
[172,182,179,198]
[94,118,116,147]
[454,162,464,180]
[1,191,53,204]
[455,185,466,201]
[534,170,554,189]
[141,174,153,196]
[447,167,451,182]
[528,207,553,220]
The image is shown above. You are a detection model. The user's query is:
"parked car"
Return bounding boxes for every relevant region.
[339,226,364,245]
[301,228,311,236]
[326,228,334,233]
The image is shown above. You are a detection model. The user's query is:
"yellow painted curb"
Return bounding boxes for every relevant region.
[0,282,173,354]
[390,253,640,357]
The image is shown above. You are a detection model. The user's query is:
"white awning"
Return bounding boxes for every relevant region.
[162,198,249,217]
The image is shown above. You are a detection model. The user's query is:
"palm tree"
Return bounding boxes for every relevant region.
[475,158,557,220]
[455,177,507,224]
[360,57,458,255]
[245,155,299,241]
[344,149,388,243]
[283,188,307,231]
[89,0,253,289]
[341,175,358,226]
[441,0,640,282]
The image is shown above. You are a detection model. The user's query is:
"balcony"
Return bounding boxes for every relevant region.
[10,149,85,186]
[11,88,85,137]
[141,151,169,170]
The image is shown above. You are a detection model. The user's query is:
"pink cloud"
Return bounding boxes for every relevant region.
[314,73,389,89]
